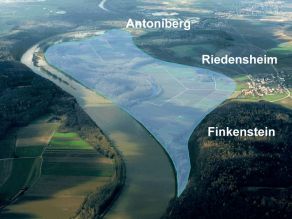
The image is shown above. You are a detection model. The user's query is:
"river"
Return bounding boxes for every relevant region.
[21,29,235,218]
[44,29,235,195]
[21,36,176,219]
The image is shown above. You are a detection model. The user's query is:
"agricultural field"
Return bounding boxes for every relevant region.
[269,42,292,57]
[233,75,250,92]
[49,132,92,150]
[15,122,59,157]
[0,118,59,205]
[0,133,16,159]
[2,132,113,219]
[0,158,41,201]
[0,0,291,218]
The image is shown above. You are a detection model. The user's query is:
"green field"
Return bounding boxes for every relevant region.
[53,132,79,138]
[233,75,249,91]
[262,93,289,102]
[44,132,113,176]
[268,42,292,56]
[49,132,92,150]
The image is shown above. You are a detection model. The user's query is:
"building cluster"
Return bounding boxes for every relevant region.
[241,75,285,97]
[212,0,283,18]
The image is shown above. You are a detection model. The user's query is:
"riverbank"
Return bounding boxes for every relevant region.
[43,29,235,195]
[21,32,176,219]
[0,61,121,218]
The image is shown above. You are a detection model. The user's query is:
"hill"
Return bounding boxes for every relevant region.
[163,101,292,219]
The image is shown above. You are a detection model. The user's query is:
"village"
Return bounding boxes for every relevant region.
[240,75,286,97]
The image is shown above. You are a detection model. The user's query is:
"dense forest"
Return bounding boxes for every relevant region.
[0,61,68,159]
[164,101,292,219]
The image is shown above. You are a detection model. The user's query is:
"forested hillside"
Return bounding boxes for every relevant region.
[0,61,66,139]
[164,101,292,219]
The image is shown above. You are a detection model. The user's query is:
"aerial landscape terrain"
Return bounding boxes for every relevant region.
[0,0,291,219]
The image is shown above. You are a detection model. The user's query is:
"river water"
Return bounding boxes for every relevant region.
[45,29,236,195]
[21,40,176,219]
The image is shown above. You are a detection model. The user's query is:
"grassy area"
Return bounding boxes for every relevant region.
[49,132,92,150]
[15,146,44,157]
[233,75,249,91]
[262,93,289,102]
[16,123,59,147]
[49,140,92,150]
[240,92,288,102]
[0,133,16,159]
[42,162,113,177]
[0,158,41,201]
[276,90,292,108]
[45,132,113,176]
[268,42,292,56]
[53,132,79,138]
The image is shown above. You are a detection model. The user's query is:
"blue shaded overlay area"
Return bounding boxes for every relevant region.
[45,29,235,195]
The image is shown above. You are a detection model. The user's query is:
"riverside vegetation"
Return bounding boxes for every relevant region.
[0,61,125,218]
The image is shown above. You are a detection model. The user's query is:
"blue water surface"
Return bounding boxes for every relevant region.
[45,29,235,195]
